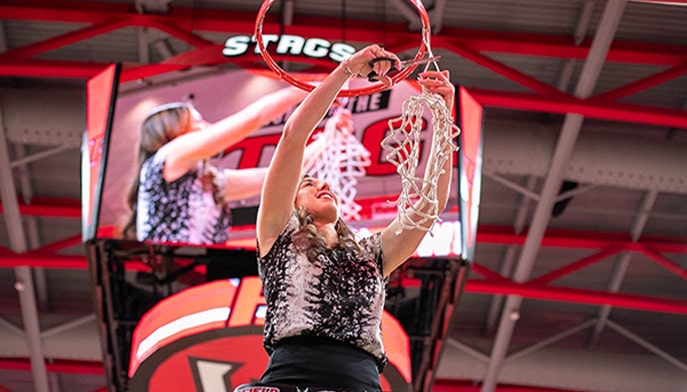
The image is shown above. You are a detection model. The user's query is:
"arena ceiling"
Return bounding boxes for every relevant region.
[0,0,686,391]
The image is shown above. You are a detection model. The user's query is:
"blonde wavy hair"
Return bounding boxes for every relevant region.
[292,205,363,264]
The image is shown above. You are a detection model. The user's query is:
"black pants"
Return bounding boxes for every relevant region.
[258,336,382,392]
[234,384,360,392]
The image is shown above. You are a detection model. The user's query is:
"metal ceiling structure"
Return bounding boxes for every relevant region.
[0,0,686,391]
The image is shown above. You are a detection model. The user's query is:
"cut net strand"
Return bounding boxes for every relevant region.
[379,4,461,234]
[382,81,461,234]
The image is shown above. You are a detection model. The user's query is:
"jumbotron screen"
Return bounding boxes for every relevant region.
[83,65,478,260]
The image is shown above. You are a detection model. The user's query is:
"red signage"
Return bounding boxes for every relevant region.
[129,278,412,391]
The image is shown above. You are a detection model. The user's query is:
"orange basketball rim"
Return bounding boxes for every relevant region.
[254,0,432,97]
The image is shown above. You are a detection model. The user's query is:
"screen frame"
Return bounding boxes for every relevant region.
[456,86,485,263]
[82,63,121,242]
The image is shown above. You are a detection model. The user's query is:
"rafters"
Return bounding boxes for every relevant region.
[0,2,685,391]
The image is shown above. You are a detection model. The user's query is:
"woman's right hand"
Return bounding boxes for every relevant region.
[344,45,401,87]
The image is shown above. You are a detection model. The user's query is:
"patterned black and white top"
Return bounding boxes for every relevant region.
[258,213,388,369]
[136,144,231,244]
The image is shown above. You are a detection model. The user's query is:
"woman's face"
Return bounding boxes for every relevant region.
[295,177,340,223]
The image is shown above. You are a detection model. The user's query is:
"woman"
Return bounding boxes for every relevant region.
[122,86,310,245]
[253,45,456,391]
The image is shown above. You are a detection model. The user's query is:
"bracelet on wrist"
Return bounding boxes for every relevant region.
[341,60,356,78]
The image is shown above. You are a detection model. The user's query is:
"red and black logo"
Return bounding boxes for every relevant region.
[128,279,411,391]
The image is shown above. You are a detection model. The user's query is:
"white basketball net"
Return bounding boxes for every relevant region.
[307,106,371,221]
[381,82,461,234]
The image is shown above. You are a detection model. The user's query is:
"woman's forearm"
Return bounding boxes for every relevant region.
[281,64,351,145]
[423,135,453,213]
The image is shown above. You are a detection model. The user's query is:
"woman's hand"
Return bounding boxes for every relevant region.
[418,70,454,109]
[344,45,401,87]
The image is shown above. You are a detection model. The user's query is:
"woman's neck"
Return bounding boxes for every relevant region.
[314,221,338,248]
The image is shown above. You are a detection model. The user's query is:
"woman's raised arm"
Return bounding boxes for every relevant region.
[256,45,400,257]
[164,86,308,181]
[381,70,457,276]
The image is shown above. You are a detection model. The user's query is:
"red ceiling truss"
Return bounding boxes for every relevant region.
[1,197,686,315]
[0,2,686,130]
[0,1,686,389]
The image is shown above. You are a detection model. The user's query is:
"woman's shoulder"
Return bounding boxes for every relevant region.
[357,230,383,255]
[276,211,300,239]
[258,211,300,260]
[150,143,173,162]
[141,145,171,171]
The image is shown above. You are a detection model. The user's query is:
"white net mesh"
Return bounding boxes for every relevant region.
[381,87,461,234]
[307,106,371,221]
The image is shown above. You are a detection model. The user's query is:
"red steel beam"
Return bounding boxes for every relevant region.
[24,235,82,255]
[0,2,685,134]
[528,246,624,285]
[0,358,552,392]
[0,19,130,60]
[15,202,80,219]
[637,245,687,280]
[440,41,566,97]
[0,254,89,269]
[590,63,687,102]
[3,197,687,255]
[6,197,687,251]
[473,239,687,285]
[0,253,150,271]
[470,263,514,284]
[0,60,108,79]
[144,20,216,48]
[3,57,684,130]
[469,88,687,129]
[0,358,104,375]
[433,379,584,392]
[1,2,687,65]
[0,1,136,23]
[466,280,687,315]
[444,31,687,65]
[1,239,683,315]
[0,358,588,392]
[477,226,687,254]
